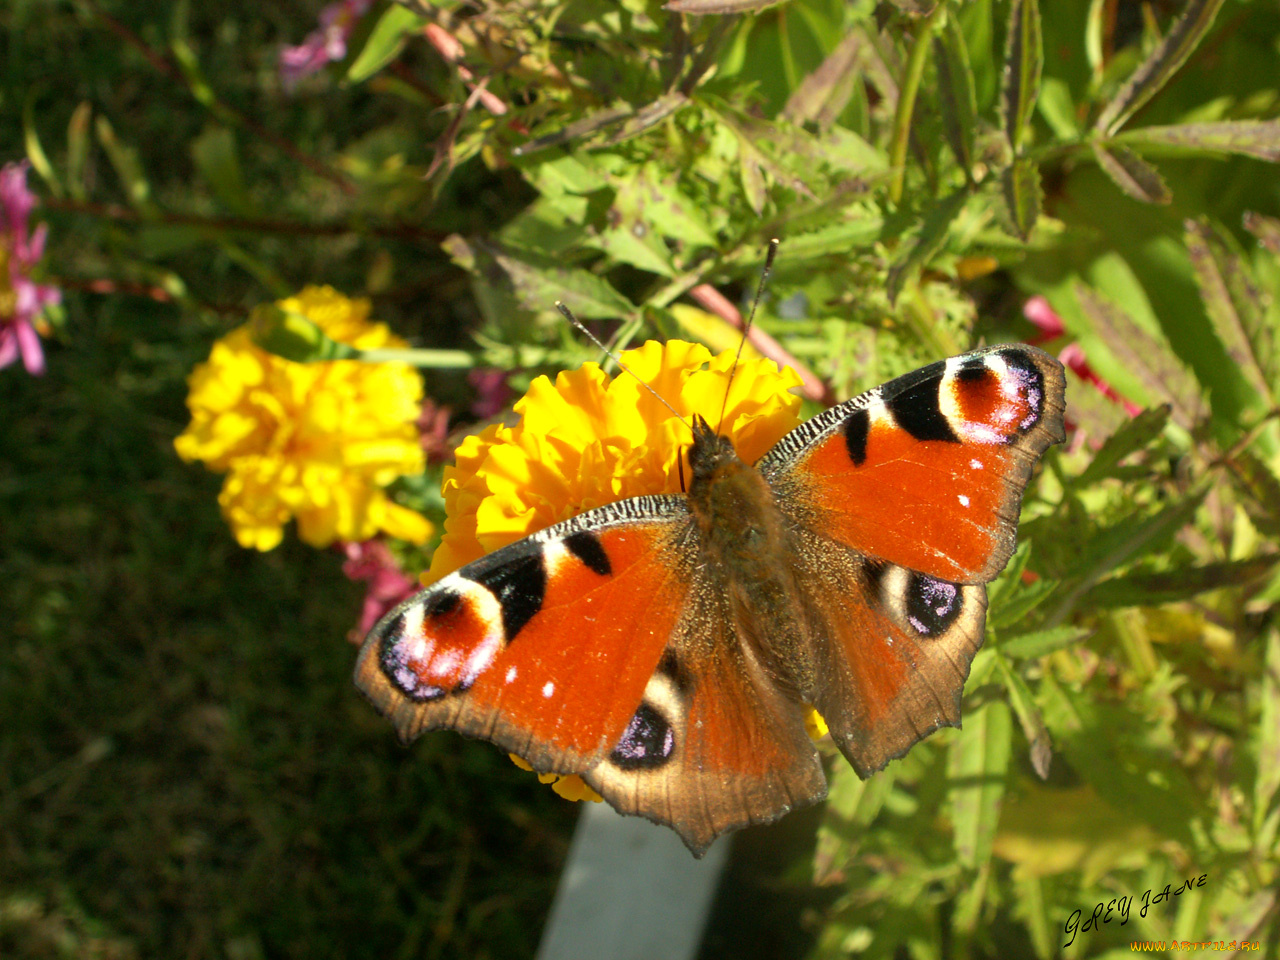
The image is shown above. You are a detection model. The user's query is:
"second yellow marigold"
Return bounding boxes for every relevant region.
[175,286,432,551]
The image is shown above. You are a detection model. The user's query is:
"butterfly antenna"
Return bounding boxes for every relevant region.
[716,238,780,435]
[555,301,693,436]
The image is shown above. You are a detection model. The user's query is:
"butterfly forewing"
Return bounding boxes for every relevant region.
[355,496,695,773]
[760,345,1067,583]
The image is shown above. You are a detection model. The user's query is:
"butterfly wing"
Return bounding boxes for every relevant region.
[760,344,1065,774]
[760,345,1066,584]
[355,494,826,854]
[584,585,826,855]
[355,496,694,774]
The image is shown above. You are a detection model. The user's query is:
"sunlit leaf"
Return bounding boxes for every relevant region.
[994,651,1052,779]
[1091,141,1171,205]
[949,700,1012,870]
[347,5,424,84]
[1001,0,1042,152]
[1115,120,1280,163]
[1074,405,1170,487]
[1185,218,1275,404]
[1093,0,1227,136]
[935,14,977,180]
[1000,157,1041,240]
[887,187,970,302]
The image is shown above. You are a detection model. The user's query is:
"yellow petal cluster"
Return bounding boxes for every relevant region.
[175,286,432,551]
[429,339,824,801]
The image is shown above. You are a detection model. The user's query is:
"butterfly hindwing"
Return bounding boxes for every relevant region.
[760,345,1066,584]
[789,527,988,776]
[355,496,695,774]
[585,585,827,856]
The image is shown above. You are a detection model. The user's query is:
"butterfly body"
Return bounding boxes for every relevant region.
[356,344,1066,855]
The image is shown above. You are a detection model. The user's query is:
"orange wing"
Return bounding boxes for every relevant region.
[355,496,693,774]
[760,345,1066,583]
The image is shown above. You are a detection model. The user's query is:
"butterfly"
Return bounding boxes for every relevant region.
[355,344,1066,855]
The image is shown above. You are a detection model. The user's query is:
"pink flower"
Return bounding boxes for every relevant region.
[279,0,374,93]
[1,161,61,376]
[468,368,512,419]
[341,540,420,642]
[1023,295,1141,417]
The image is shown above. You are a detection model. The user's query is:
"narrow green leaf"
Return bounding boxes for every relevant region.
[95,115,154,212]
[1091,141,1171,204]
[935,15,978,180]
[948,700,1012,870]
[1115,119,1280,162]
[1000,626,1089,660]
[782,32,863,127]
[1244,212,1280,255]
[1082,557,1278,609]
[1230,451,1280,539]
[1001,0,1043,152]
[884,0,939,14]
[1075,404,1170,487]
[192,126,256,217]
[1073,282,1202,429]
[22,93,62,198]
[990,575,1057,632]
[347,6,424,84]
[1256,629,1280,836]
[665,0,786,10]
[1000,158,1042,240]
[987,541,1032,616]
[1185,218,1275,403]
[599,93,690,148]
[1043,488,1208,626]
[994,651,1052,779]
[66,101,92,201]
[886,187,969,303]
[1093,0,1227,136]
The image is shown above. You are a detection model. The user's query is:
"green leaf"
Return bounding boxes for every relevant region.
[948,699,1012,870]
[1081,558,1278,609]
[994,651,1052,779]
[782,32,863,127]
[1091,141,1171,205]
[1115,120,1280,163]
[887,187,970,303]
[347,6,425,84]
[66,101,92,201]
[1000,157,1042,240]
[1000,626,1089,660]
[1185,218,1275,404]
[1075,404,1170,487]
[665,0,788,11]
[1073,282,1202,429]
[1093,0,1228,136]
[490,247,637,320]
[934,14,978,180]
[1001,0,1042,152]
[1230,451,1280,539]
[23,93,62,198]
[95,115,154,212]
[990,575,1057,632]
[1257,629,1280,837]
[1244,212,1280,255]
[191,126,256,217]
[1039,678,1205,848]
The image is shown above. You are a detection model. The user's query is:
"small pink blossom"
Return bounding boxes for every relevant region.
[279,0,374,93]
[1,161,61,376]
[341,540,420,642]
[1022,295,1064,340]
[468,368,512,419]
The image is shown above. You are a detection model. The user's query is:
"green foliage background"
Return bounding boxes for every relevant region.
[2,0,1279,957]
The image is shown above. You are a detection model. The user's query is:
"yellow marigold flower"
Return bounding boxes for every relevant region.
[175,286,432,551]
[426,339,826,801]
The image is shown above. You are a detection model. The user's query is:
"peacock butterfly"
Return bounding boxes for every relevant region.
[355,338,1066,856]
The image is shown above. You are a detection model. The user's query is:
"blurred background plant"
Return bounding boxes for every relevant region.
[2,0,1279,957]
